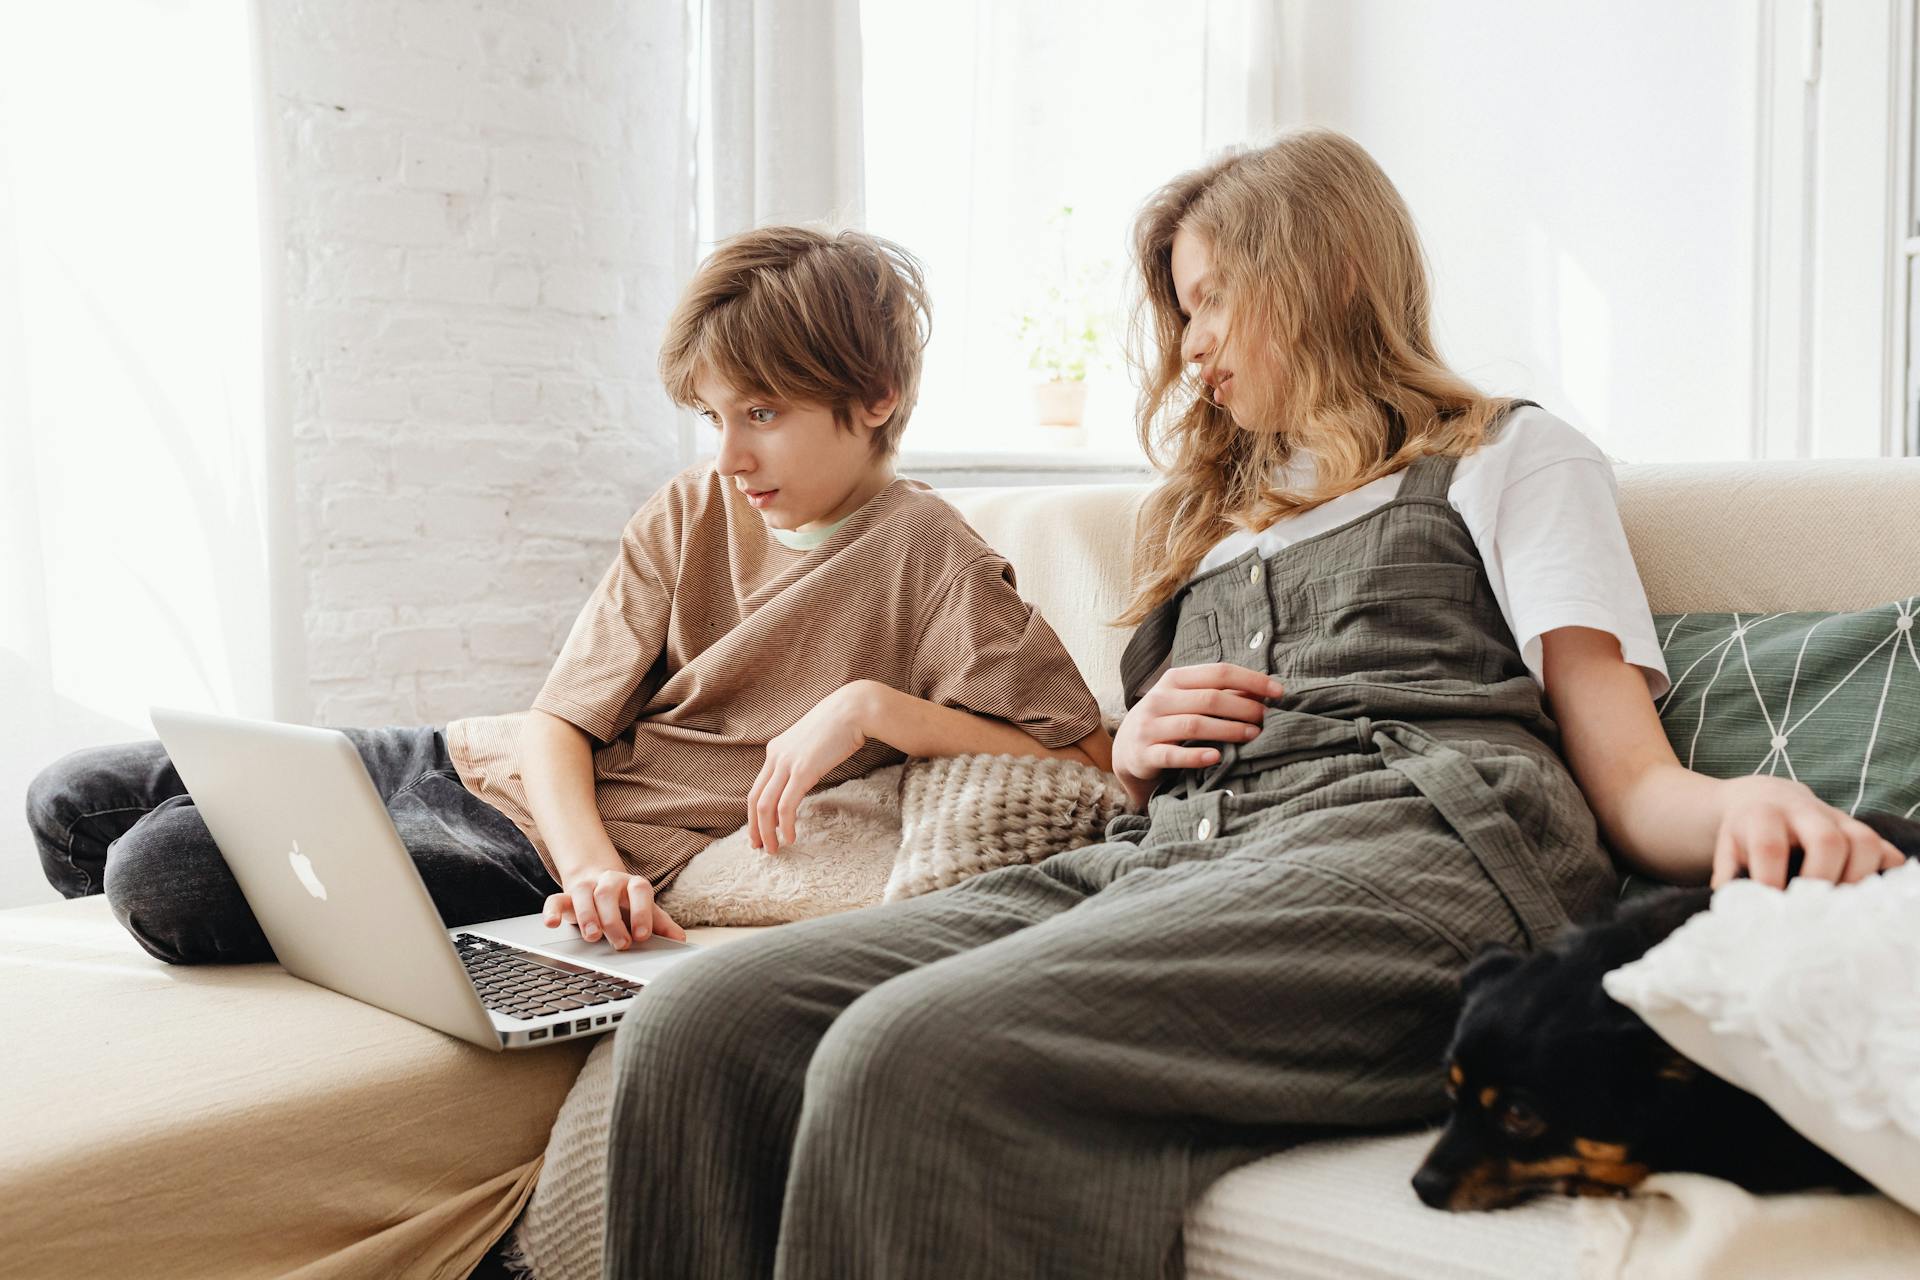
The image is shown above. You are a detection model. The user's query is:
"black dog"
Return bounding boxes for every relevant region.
[1412,812,1920,1212]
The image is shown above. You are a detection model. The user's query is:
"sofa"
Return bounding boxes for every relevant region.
[7,457,1919,1279]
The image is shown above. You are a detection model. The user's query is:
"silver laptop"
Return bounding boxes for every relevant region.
[150,706,701,1051]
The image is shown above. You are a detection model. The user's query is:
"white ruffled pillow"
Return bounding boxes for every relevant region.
[1603,862,1920,1214]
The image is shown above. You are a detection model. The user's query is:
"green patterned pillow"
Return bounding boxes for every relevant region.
[1652,598,1920,822]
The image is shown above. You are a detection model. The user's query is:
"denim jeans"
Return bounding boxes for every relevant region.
[25,727,558,965]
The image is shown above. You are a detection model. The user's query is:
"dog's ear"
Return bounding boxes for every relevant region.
[1461,942,1525,996]
[1655,1051,1700,1086]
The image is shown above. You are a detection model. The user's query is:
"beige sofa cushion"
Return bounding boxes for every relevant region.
[943,460,1920,712]
[0,895,756,1280]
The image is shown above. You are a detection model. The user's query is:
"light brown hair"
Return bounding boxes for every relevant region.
[1118,127,1518,624]
[658,225,931,456]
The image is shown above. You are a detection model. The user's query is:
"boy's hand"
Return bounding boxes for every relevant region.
[543,869,687,949]
[1112,664,1282,811]
[750,682,872,854]
[1709,775,1905,889]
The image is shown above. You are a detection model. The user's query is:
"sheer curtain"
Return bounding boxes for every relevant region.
[0,4,279,907]
[680,0,866,464]
[697,0,866,237]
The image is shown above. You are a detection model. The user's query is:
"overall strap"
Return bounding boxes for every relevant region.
[1393,398,1539,503]
[1371,719,1571,947]
[1118,595,1181,710]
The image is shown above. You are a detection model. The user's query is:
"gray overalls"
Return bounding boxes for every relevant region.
[603,426,1618,1280]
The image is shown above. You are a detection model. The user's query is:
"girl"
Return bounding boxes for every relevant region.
[599,128,1904,1279]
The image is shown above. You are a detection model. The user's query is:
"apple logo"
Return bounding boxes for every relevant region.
[288,840,328,901]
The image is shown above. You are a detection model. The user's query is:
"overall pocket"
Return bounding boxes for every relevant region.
[1301,563,1490,682]
[1168,608,1224,667]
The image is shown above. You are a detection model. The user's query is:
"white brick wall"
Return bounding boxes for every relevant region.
[265,0,687,729]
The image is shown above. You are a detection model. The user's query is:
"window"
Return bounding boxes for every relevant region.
[861,1,1267,462]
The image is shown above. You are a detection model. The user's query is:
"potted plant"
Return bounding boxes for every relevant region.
[1014,207,1111,442]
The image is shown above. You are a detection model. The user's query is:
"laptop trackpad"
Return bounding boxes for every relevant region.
[461,914,700,983]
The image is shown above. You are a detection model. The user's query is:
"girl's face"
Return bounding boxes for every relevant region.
[693,376,898,532]
[1170,225,1258,422]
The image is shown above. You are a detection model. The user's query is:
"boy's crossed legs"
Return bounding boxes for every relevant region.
[25,728,556,965]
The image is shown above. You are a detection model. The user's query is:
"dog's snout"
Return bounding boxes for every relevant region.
[1411,1163,1454,1209]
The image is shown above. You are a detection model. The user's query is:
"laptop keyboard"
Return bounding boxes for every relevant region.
[452,932,643,1021]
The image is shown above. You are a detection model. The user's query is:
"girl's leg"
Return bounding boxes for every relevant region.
[70,727,550,964]
[599,801,1495,1280]
[606,732,1604,1280]
[601,855,1098,1280]
[768,820,1518,1280]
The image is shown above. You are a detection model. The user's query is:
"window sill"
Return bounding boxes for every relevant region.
[898,447,1153,487]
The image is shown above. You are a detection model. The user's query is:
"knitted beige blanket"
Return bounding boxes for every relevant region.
[659,751,1128,926]
[887,750,1129,899]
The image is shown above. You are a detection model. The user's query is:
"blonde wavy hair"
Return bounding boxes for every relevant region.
[1117,127,1518,624]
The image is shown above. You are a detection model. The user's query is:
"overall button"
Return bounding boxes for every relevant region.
[1248,563,1262,585]
[1247,629,1265,650]
[1195,817,1214,840]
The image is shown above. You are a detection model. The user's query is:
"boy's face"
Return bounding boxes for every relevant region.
[693,376,898,533]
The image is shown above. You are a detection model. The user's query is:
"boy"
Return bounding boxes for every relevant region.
[25,226,1109,963]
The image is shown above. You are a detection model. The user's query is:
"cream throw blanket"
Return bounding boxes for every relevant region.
[658,751,1129,926]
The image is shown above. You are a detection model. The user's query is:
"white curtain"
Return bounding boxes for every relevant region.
[0,4,278,907]
[696,0,866,240]
[677,0,865,467]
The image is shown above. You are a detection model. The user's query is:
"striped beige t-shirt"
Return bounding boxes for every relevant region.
[447,467,1103,888]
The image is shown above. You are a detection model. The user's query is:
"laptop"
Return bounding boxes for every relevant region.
[150,706,702,1051]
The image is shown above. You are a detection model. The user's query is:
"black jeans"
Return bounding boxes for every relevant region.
[25,727,557,965]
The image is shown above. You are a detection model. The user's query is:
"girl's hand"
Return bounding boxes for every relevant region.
[543,869,686,949]
[750,682,871,854]
[1710,775,1907,889]
[1112,663,1284,811]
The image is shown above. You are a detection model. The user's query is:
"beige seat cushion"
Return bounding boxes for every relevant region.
[512,1045,1584,1280]
[0,894,749,1279]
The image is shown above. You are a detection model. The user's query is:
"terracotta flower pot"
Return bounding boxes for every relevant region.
[1031,379,1088,427]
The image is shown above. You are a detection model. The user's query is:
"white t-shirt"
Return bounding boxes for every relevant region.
[1193,406,1671,698]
